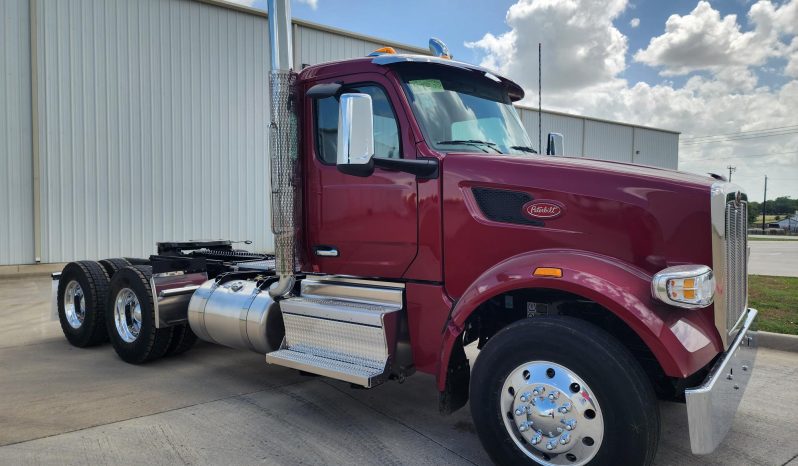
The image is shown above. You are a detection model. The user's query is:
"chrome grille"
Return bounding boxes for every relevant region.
[724,201,748,332]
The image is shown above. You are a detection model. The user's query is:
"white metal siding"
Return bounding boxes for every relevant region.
[583,120,634,163]
[35,0,271,262]
[633,127,678,169]
[0,0,35,265]
[294,24,421,67]
[516,108,585,157]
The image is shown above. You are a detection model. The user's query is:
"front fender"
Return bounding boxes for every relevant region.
[437,249,722,390]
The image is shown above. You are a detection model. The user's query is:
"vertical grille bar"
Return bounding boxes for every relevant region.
[724,201,748,332]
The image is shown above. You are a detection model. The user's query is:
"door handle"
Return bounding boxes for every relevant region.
[314,246,339,257]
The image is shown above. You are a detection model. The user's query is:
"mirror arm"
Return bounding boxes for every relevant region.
[373,157,439,179]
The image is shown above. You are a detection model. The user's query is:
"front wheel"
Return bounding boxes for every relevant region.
[470,316,659,466]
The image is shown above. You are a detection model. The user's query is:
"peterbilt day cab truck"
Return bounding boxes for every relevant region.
[51,1,757,464]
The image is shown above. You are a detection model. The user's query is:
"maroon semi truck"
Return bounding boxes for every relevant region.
[51,1,757,464]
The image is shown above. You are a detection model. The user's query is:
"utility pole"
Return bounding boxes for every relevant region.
[538,42,542,155]
[727,165,736,182]
[761,175,767,232]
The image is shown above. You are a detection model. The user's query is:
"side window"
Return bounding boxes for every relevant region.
[314,84,401,164]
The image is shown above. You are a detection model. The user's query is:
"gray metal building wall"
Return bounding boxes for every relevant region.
[0,0,678,266]
[35,0,270,263]
[516,107,679,169]
[0,0,34,265]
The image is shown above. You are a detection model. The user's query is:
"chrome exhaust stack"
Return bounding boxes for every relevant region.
[267,0,299,298]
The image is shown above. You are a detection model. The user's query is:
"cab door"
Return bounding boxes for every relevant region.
[304,73,418,278]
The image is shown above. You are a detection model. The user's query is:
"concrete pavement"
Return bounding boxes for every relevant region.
[749,240,798,277]
[2,276,798,465]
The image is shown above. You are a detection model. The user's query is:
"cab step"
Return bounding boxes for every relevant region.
[265,278,404,388]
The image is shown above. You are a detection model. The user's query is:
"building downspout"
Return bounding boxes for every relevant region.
[267,0,299,298]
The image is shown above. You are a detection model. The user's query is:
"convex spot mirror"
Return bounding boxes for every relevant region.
[336,93,375,177]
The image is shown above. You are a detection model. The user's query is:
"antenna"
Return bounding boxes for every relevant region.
[727,165,736,182]
[538,43,542,155]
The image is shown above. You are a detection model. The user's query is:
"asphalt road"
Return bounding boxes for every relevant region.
[749,240,798,277]
[1,276,798,466]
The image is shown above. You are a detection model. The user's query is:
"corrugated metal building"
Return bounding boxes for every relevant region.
[0,0,679,266]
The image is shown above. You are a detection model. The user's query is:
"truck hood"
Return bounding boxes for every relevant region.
[441,153,717,278]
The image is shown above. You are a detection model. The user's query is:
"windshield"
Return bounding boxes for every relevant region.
[396,64,535,156]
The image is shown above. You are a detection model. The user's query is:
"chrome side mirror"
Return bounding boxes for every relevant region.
[336,93,375,177]
[546,132,564,156]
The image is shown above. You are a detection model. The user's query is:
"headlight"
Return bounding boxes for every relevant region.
[652,265,714,309]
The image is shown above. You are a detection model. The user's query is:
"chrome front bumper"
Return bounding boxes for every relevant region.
[685,308,758,454]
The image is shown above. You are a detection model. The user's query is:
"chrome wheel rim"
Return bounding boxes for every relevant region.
[63,280,85,329]
[114,288,142,343]
[500,361,604,465]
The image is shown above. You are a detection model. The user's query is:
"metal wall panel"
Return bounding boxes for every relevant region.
[516,108,584,157]
[633,127,679,169]
[36,0,271,262]
[583,120,634,163]
[0,0,35,265]
[295,24,421,67]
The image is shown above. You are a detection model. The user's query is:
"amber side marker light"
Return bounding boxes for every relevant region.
[533,267,563,278]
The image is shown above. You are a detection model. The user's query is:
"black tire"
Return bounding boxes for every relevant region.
[470,316,659,466]
[105,265,174,364]
[57,261,111,347]
[98,257,131,278]
[164,324,198,357]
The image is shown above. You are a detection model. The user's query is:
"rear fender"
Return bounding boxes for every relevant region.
[437,249,722,390]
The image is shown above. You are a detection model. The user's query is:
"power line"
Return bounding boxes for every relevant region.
[680,149,798,162]
[680,129,798,146]
[681,124,798,141]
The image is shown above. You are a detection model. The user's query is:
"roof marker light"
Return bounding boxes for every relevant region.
[368,47,397,57]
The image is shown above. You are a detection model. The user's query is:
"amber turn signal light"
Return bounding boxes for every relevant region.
[533,267,563,278]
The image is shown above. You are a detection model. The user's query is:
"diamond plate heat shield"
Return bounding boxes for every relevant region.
[269,70,301,275]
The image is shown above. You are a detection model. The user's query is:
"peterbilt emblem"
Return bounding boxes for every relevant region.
[523,200,565,220]
[734,191,742,206]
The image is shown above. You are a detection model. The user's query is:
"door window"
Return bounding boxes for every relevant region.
[315,84,401,164]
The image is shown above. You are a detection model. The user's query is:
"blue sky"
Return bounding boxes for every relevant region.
[250,0,775,89]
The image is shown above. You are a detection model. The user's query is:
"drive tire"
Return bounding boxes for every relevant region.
[470,316,659,466]
[164,324,198,357]
[106,265,174,364]
[98,257,131,278]
[57,261,110,347]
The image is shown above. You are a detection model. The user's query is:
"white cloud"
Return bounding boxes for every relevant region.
[297,0,318,9]
[465,0,629,93]
[465,0,798,199]
[630,17,640,28]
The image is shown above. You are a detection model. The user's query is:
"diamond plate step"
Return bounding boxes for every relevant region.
[265,286,403,388]
[266,348,385,387]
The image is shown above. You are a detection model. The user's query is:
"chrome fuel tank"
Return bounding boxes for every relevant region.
[188,278,283,354]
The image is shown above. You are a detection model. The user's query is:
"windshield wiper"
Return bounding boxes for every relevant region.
[511,145,538,154]
[436,140,502,153]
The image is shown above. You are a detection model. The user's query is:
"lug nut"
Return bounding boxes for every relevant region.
[515,407,525,416]
[546,440,557,450]
[561,419,577,431]
[548,390,560,401]
[560,433,571,445]
[532,386,545,396]
[558,402,572,413]
[520,392,531,402]
[531,433,542,445]
[518,422,529,432]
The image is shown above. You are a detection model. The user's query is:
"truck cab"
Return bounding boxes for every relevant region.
[51,4,758,464]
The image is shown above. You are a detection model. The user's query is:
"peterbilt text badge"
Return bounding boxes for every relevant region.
[522,200,565,220]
